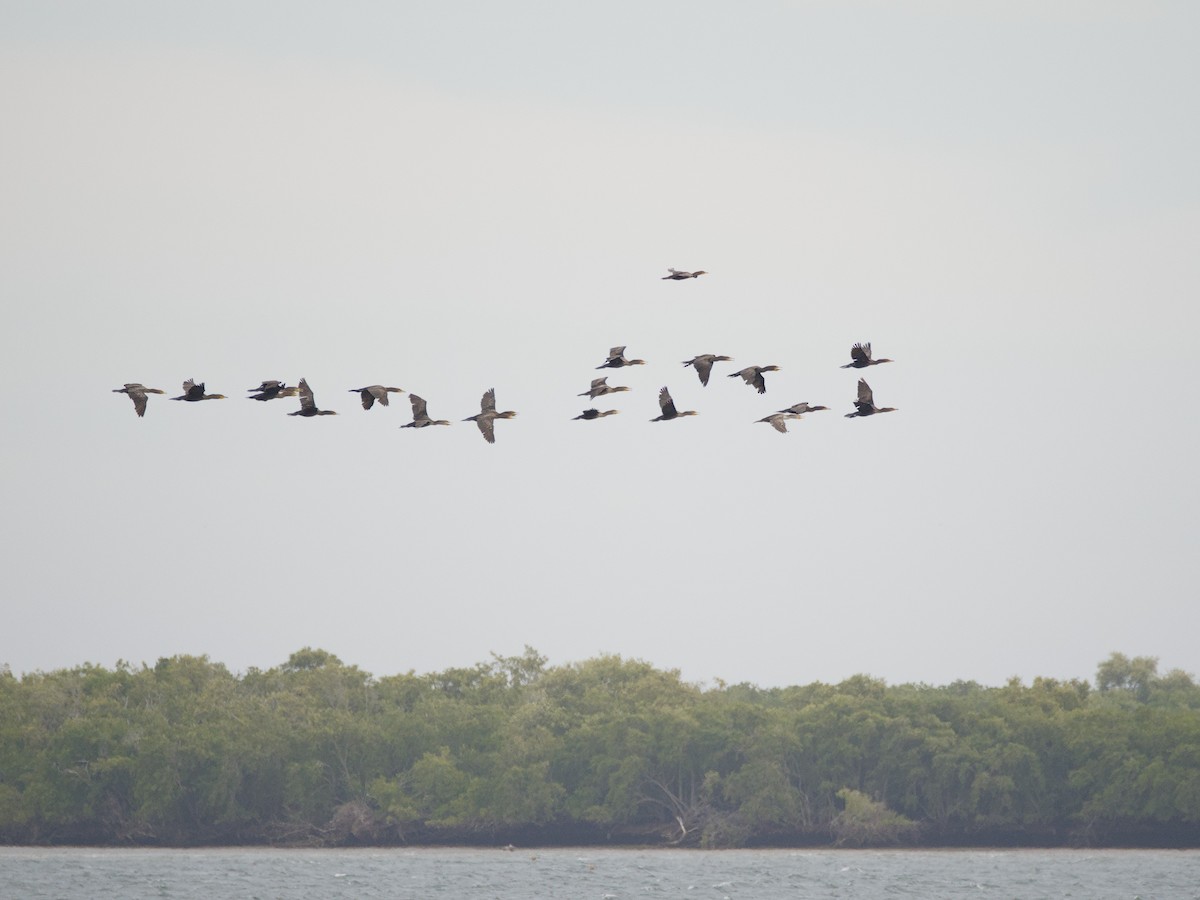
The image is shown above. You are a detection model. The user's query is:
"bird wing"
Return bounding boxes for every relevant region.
[409,394,429,419]
[368,385,395,407]
[360,389,376,410]
[476,415,496,443]
[297,378,316,411]
[850,343,870,364]
[752,371,767,393]
[769,415,789,433]
[590,377,608,388]
[480,388,496,413]
[607,346,626,359]
[131,390,148,417]
[693,356,714,386]
[856,379,874,405]
[182,379,204,399]
[658,386,678,416]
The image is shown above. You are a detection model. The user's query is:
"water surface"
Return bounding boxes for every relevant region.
[1,846,1195,899]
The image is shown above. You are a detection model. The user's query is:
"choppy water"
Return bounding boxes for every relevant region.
[1,846,1196,899]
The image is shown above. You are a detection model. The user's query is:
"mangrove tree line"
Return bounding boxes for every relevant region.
[1,649,1198,847]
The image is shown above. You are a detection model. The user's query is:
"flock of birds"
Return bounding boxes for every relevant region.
[112,270,899,442]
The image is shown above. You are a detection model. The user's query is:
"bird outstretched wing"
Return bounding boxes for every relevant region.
[658,386,678,417]
[297,378,317,411]
[476,416,496,444]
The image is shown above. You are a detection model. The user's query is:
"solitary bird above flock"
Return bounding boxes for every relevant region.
[113,383,164,417]
[841,342,893,369]
[463,388,517,444]
[173,379,226,402]
[651,387,697,422]
[662,268,707,280]
[682,354,733,387]
[350,385,404,410]
[729,365,781,394]
[288,378,338,417]
[596,346,646,369]
[845,379,897,418]
[248,380,297,401]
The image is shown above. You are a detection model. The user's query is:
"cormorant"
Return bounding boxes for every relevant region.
[463,388,517,443]
[841,342,893,369]
[113,383,164,418]
[845,378,897,418]
[350,385,405,410]
[596,346,646,369]
[650,386,697,422]
[573,408,619,420]
[402,394,451,428]
[756,413,801,434]
[775,401,829,416]
[248,381,297,401]
[288,378,338,417]
[579,377,630,400]
[728,365,780,394]
[172,379,227,402]
[682,354,733,387]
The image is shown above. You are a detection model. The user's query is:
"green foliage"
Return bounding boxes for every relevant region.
[0,649,1197,846]
[831,788,919,846]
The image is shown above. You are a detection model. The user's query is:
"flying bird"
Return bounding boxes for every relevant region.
[682,354,733,387]
[247,380,298,401]
[463,388,517,444]
[288,378,338,417]
[775,401,829,416]
[650,386,697,422]
[756,413,801,434]
[662,268,707,280]
[728,365,781,394]
[841,342,893,369]
[573,408,619,420]
[113,383,164,418]
[172,379,227,402]
[401,394,451,428]
[350,385,405,410]
[845,378,897,418]
[596,346,646,369]
[579,377,630,400]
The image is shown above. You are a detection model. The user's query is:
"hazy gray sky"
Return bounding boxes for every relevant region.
[3,1,1197,687]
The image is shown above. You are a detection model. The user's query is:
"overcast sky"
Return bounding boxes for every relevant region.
[2,1,1197,688]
